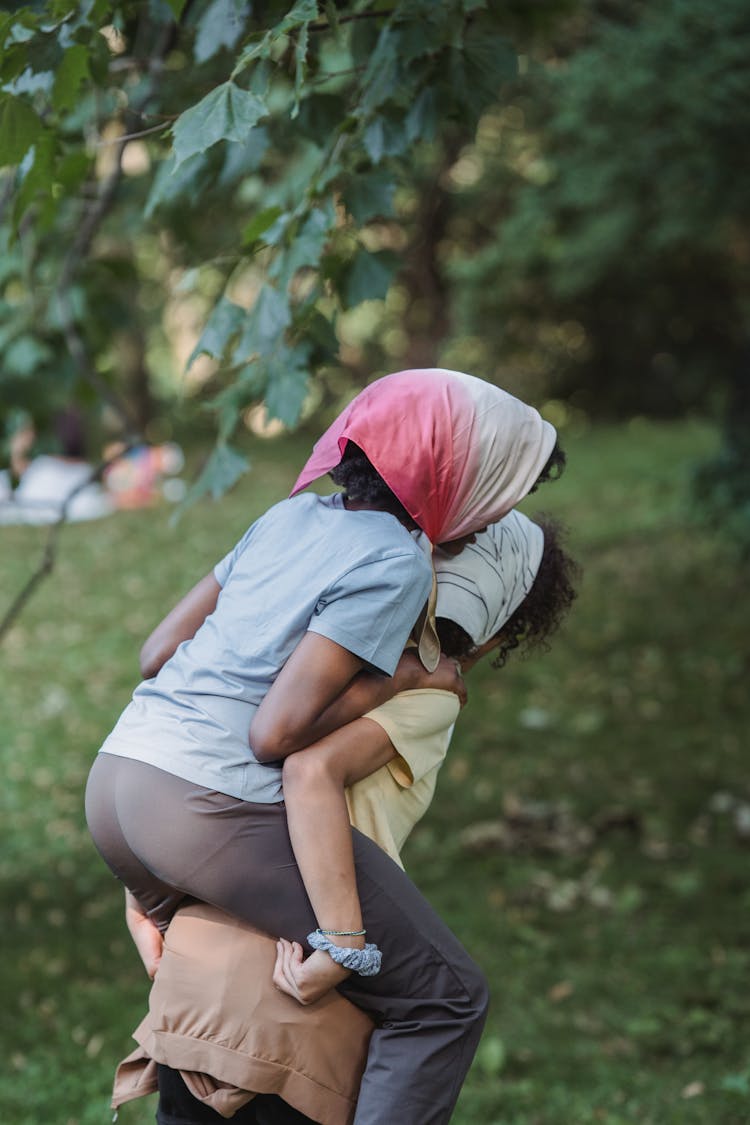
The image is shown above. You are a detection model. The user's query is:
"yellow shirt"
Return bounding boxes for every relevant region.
[345,688,460,868]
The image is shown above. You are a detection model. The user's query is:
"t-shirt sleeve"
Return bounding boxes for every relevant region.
[364,689,459,786]
[213,524,256,587]
[308,549,432,676]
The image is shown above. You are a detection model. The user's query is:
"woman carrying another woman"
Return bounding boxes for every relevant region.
[115,509,578,1125]
[86,368,559,1125]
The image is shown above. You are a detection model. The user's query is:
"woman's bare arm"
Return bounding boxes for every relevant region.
[271,657,465,1005]
[283,718,397,933]
[273,718,397,1004]
[250,639,465,763]
[139,572,221,678]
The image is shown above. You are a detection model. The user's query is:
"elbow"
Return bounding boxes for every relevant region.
[139,645,159,680]
[249,714,296,763]
[139,638,166,680]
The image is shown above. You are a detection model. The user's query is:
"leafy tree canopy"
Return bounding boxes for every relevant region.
[0,0,521,499]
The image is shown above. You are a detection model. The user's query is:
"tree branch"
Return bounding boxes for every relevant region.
[0,444,135,644]
[93,121,172,146]
[0,18,181,648]
[54,18,176,435]
[309,8,394,33]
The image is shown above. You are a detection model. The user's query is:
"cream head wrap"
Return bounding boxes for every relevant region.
[434,510,545,646]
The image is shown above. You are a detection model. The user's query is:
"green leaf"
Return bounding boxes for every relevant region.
[270,206,331,290]
[367,114,411,162]
[296,94,343,145]
[449,30,517,120]
[172,81,268,169]
[279,0,318,28]
[164,0,189,18]
[342,170,396,224]
[23,26,63,75]
[299,305,338,362]
[5,334,53,376]
[363,119,385,164]
[387,22,432,66]
[405,87,437,143]
[264,345,310,426]
[52,43,90,112]
[233,285,291,362]
[359,28,400,116]
[0,95,43,166]
[233,0,318,73]
[182,442,249,505]
[187,297,245,368]
[219,125,268,184]
[242,205,283,247]
[344,249,399,307]
[0,39,33,85]
[211,363,267,440]
[54,149,90,191]
[11,131,55,225]
[324,0,340,35]
[194,0,250,64]
[145,152,210,218]
[292,21,309,118]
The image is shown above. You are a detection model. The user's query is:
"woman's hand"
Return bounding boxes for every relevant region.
[272,939,350,1006]
[124,890,163,980]
[393,651,468,708]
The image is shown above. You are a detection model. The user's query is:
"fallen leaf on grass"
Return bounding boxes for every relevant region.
[548,980,574,1002]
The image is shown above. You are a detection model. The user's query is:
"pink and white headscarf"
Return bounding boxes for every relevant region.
[291,368,556,544]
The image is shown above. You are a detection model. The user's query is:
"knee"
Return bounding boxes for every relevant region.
[429,949,490,1029]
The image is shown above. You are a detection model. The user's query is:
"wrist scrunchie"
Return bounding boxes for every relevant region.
[307,930,382,976]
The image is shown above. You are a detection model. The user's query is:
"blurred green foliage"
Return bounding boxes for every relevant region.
[0,0,524,500]
[454,0,750,421]
[2,419,749,1123]
[2,0,747,541]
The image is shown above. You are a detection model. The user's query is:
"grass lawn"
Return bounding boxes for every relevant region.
[1,418,748,1125]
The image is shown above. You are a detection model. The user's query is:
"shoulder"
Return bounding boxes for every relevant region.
[254,491,342,530]
[228,493,326,549]
[292,493,428,567]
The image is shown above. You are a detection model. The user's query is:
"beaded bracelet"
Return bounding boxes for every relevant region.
[307,930,382,976]
[316,927,366,937]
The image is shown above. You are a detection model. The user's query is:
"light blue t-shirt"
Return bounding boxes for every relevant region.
[99,493,432,803]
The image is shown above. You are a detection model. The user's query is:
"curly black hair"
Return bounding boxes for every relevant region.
[528,439,567,494]
[435,516,579,668]
[329,441,414,524]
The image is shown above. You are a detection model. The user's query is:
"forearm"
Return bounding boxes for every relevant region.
[284,666,411,756]
[251,646,424,762]
[299,650,467,753]
[282,721,396,946]
[285,763,364,946]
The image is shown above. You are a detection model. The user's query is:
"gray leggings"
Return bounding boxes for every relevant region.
[85,753,489,1125]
